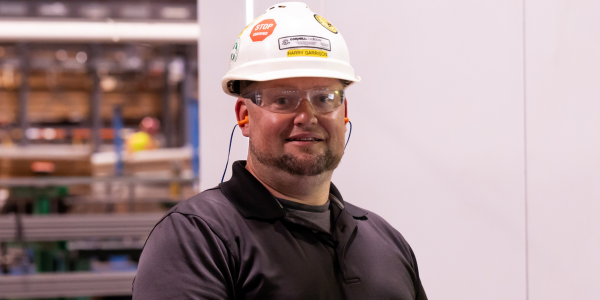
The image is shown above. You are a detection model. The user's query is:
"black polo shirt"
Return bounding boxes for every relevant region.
[133,161,427,299]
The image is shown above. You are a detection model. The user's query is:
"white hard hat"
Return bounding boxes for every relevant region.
[222,2,361,96]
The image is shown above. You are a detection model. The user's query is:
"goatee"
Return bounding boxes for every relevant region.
[249,141,342,176]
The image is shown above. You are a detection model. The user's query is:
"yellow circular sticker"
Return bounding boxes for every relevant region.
[314,14,338,34]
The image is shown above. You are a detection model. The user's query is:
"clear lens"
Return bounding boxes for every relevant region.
[243,87,344,113]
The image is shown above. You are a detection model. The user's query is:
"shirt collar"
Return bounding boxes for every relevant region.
[219,160,368,220]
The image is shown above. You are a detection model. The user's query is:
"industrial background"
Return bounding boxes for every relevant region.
[1,0,599,299]
[0,1,199,299]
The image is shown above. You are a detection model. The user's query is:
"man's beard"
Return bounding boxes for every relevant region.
[249,141,342,176]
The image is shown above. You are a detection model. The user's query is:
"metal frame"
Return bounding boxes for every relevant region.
[0,176,197,187]
[0,213,163,242]
[0,20,199,43]
[17,43,30,146]
[0,271,136,298]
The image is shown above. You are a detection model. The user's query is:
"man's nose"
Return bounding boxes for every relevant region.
[294,98,317,125]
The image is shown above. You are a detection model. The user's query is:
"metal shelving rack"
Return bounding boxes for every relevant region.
[0,0,200,151]
[0,1,199,298]
[0,212,161,299]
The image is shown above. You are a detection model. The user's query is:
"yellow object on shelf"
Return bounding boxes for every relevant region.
[127,132,153,153]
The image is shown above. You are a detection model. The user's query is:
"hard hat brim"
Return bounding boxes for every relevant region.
[222,57,361,96]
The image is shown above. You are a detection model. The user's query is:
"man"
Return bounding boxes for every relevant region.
[133,3,427,299]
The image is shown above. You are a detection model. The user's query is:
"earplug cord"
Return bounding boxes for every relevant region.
[221,124,238,183]
[344,120,352,150]
[221,120,353,183]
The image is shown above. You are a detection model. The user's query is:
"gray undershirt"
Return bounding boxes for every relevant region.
[276,198,331,234]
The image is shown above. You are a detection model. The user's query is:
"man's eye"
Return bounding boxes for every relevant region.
[274,97,289,105]
[316,94,333,103]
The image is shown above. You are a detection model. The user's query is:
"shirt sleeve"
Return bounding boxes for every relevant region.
[132,212,235,300]
[410,246,428,300]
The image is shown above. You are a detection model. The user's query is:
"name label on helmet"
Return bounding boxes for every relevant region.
[250,19,277,42]
[287,49,328,58]
[279,36,331,51]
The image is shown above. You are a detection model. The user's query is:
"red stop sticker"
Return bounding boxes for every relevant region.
[250,19,277,42]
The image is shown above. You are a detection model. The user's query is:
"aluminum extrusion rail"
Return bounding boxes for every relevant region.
[0,271,135,299]
[0,20,199,43]
[0,213,163,242]
[0,176,198,187]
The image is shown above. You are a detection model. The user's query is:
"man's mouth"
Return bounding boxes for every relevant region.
[285,137,323,142]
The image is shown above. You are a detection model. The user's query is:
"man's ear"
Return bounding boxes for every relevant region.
[235,97,250,137]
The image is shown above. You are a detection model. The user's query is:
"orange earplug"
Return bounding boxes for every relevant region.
[238,116,249,126]
[344,98,349,124]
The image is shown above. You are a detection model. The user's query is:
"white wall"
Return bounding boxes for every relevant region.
[199,1,599,299]
[526,1,600,299]
[324,1,526,299]
[199,0,247,187]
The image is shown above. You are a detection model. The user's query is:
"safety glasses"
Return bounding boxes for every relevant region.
[242,87,345,114]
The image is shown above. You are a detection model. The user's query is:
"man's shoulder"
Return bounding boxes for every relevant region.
[171,186,235,216]
[157,186,246,235]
